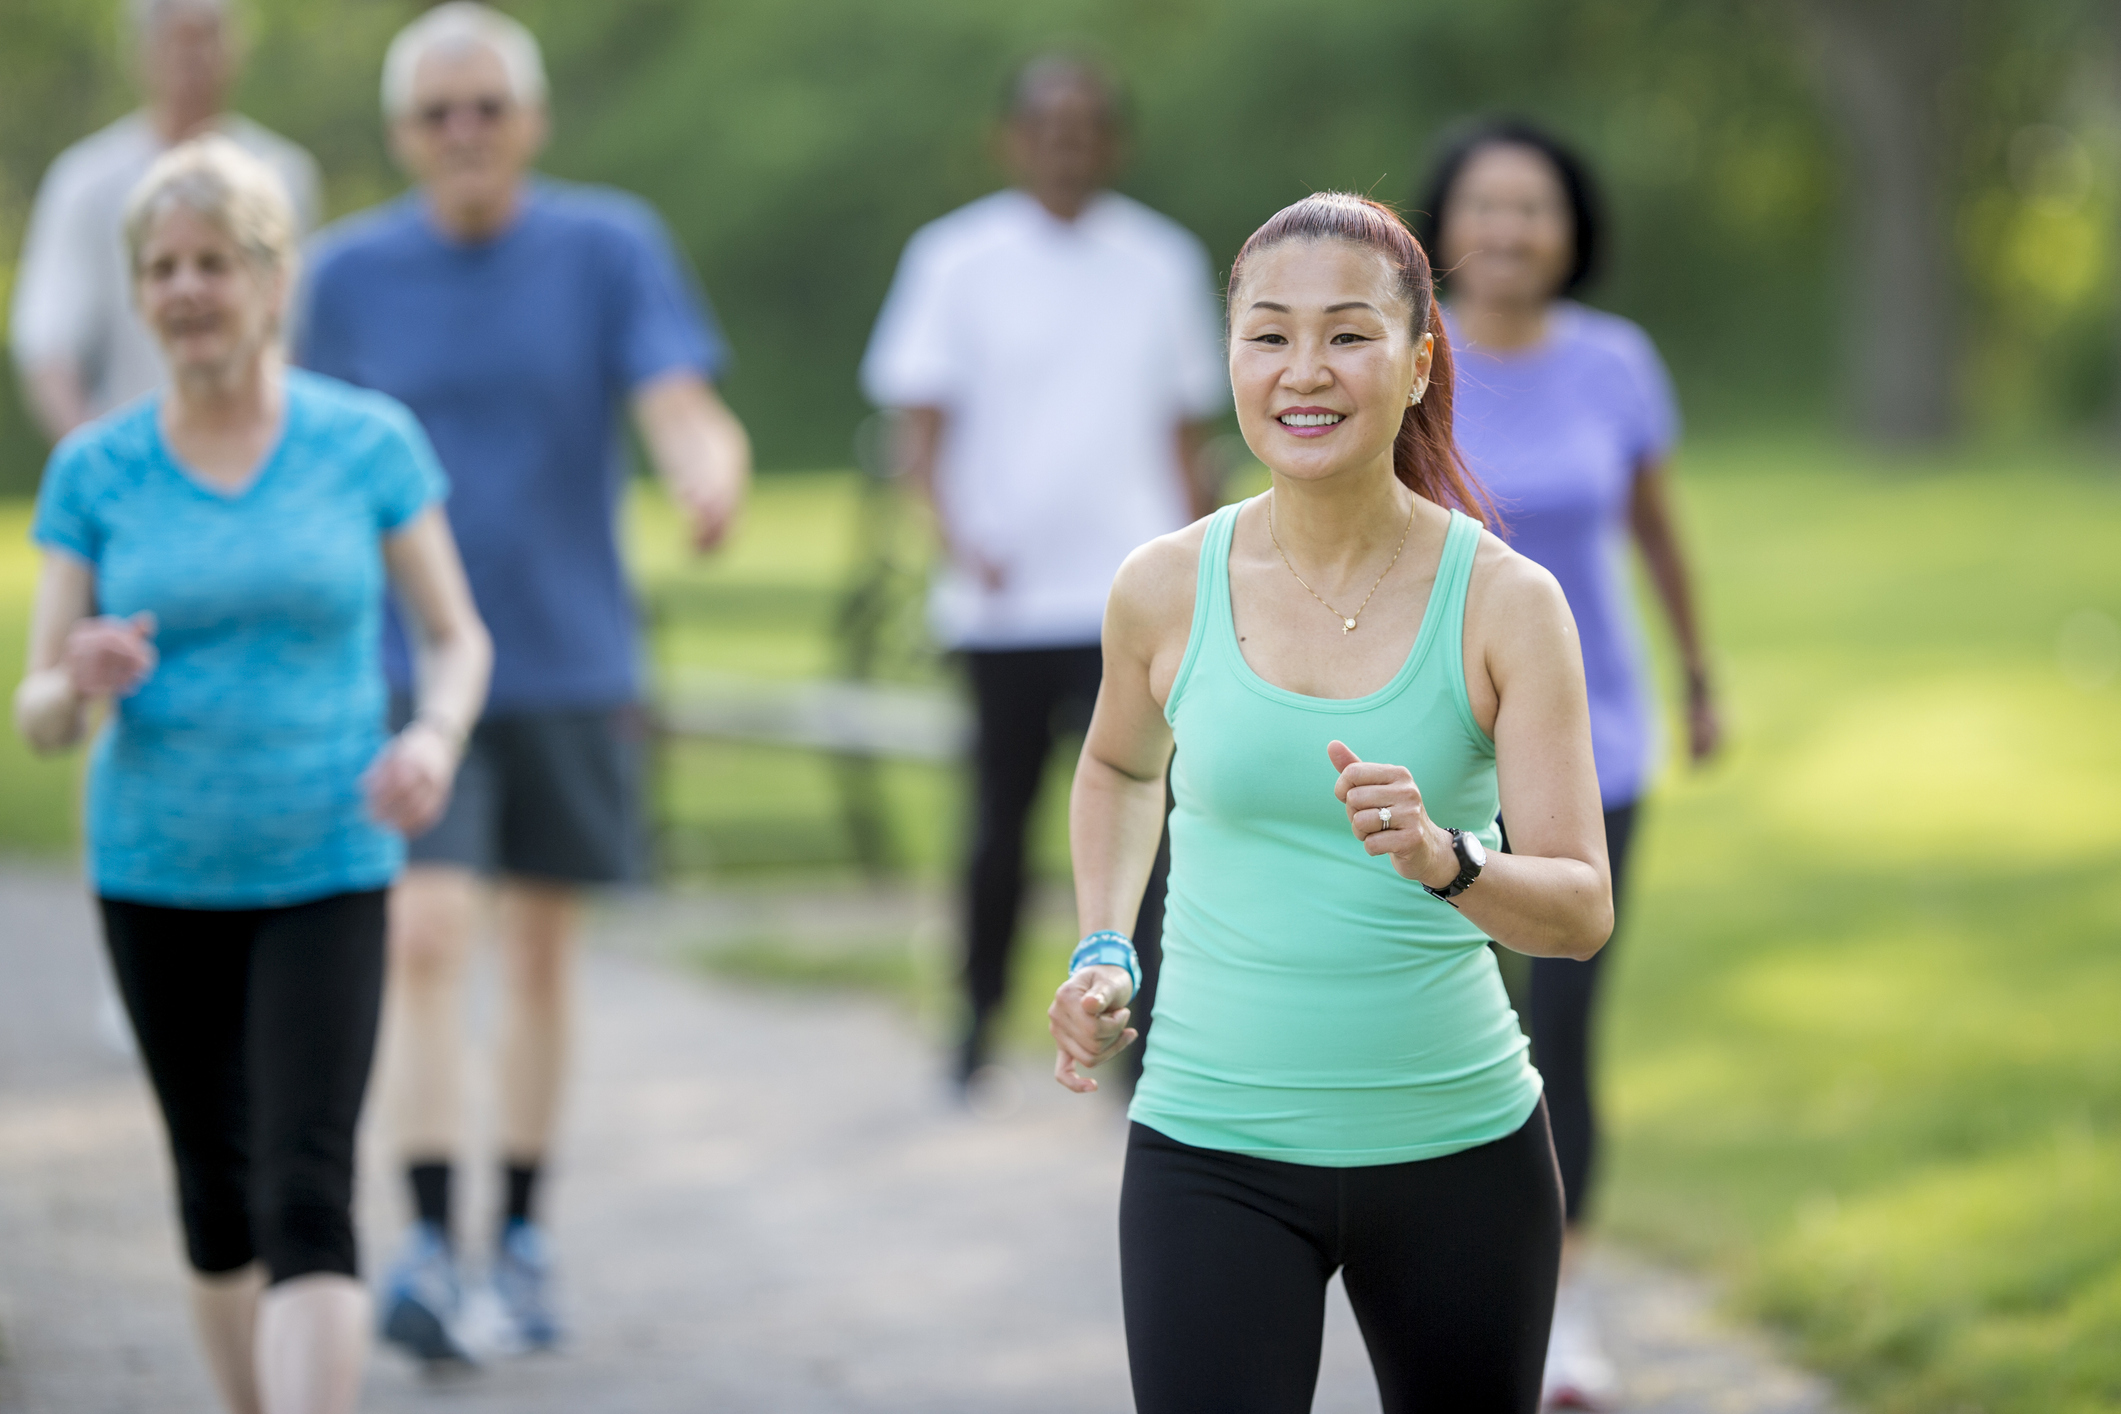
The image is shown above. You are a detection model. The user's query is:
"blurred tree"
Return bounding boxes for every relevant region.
[0,0,2111,488]
[1794,0,1967,444]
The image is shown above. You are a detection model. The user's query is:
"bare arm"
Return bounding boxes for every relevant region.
[633,372,752,553]
[1070,552,1190,943]
[894,405,1003,590]
[13,553,155,754]
[1334,547,1612,959]
[1050,532,1199,1091]
[1462,557,1613,957]
[1629,458,1722,762]
[895,404,944,505]
[384,508,490,743]
[21,358,92,444]
[365,508,492,834]
[16,552,99,752]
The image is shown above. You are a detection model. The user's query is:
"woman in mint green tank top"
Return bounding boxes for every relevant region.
[1047,194,1613,1413]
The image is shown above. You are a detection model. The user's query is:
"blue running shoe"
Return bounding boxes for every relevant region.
[379,1221,476,1369]
[490,1220,563,1351]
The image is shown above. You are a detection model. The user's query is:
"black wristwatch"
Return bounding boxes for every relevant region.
[1423,828,1487,904]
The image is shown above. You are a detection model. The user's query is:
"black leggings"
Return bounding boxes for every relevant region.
[963,646,1168,1042]
[1525,801,1638,1224]
[1120,1103,1564,1414]
[101,889,387,1284]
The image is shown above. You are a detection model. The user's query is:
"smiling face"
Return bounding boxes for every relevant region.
[1437,142,1574,311]
[391,41,545,230]
[1229,238,1433,486]
[134,203,284,381]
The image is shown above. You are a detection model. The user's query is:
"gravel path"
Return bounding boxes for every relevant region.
[0,863,1838,1413]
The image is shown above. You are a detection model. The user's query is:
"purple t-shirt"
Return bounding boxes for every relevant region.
[1447,303,1679,807]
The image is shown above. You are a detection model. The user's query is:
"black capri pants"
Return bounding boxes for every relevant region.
[1120,1101,1565,1413]
[101,889,387,1284]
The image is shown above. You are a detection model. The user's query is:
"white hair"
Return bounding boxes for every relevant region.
[124,135,298,283]
[381,3,547,119]
[127,0,231,40]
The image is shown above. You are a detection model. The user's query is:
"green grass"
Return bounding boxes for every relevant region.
[3,442,2117,1407]
[1597,438,2121,1412]
[0,500,85,851]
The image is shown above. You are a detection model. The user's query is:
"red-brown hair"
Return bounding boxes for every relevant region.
[1228,191,1497,528]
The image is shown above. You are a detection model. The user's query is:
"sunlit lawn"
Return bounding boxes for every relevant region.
[1597,442,2121,1413]
[2,440,2116,1410]
[0,500,80,851]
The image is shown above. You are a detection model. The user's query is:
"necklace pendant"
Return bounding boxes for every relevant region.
[1343,618,1357,633]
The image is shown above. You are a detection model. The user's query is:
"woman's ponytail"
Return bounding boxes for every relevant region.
[1394,301,1498,529]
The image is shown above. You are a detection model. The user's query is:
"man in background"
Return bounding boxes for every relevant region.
[11,0,320,440]
[300,1,749,1367]
[861,53,1227,1097]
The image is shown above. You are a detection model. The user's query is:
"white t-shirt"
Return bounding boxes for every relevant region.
[862,189,1228,650]
[10,112,322,418]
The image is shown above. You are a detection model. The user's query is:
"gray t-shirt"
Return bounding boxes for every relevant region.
[9,111,321,417]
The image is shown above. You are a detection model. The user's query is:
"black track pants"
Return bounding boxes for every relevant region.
[1120,1103,1565,1413]
[962,645,1168,1043]
[101,889,387,1283]
[1525,802,1638,1224]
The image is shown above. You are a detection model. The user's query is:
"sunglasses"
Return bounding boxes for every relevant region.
[415,96,513,130]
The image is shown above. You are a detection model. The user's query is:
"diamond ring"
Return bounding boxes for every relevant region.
[1377,806,1393,833]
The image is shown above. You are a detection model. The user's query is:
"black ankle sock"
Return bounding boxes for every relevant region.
[503,1160,541,1228]
[408,1161,453,1242]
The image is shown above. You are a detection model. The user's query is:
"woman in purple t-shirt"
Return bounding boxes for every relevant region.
[1419,121,1724,1409]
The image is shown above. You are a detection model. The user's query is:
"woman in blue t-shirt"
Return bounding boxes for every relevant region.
[1418,122,1724,1409]
[13,138,489,1414]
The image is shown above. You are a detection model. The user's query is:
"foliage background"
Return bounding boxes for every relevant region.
[3,0,2120,489]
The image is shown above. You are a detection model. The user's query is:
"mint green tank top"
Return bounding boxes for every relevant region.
[1128,498,1542,1166]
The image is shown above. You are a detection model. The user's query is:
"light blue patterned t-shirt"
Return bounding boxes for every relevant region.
[32,369,448,907]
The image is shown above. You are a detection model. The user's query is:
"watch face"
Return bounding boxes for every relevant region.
[1463,834,1488,868]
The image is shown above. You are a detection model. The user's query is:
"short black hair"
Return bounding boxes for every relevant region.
[1414,119,1603,296]
[1002,51,1127,130]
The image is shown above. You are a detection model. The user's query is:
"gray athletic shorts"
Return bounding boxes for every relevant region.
[389,696,647,884]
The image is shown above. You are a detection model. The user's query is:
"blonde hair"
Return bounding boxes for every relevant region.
[381,3,547,119]
[123,135,298,282]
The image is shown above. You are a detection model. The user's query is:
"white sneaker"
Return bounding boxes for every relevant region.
[1541,1284,1620,1410]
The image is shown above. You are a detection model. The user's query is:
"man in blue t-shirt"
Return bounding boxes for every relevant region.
[298,2,750,1365]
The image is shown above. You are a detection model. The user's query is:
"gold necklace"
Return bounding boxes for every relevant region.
[1266,490,1418,635]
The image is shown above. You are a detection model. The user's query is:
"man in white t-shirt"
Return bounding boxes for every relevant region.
[10,0,321,441]
[862,53,1228,1092]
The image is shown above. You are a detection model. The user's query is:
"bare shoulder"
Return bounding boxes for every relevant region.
[1107,515,1210,652]
[1466,527,1576,648]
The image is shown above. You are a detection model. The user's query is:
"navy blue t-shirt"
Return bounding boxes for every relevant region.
[299,181,726,712]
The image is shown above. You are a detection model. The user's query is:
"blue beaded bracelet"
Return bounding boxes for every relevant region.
[1069,929,1142,998]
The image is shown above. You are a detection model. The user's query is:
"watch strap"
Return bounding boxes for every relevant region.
[1422,828,1482,903]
